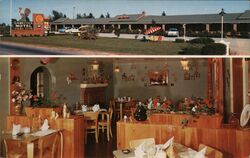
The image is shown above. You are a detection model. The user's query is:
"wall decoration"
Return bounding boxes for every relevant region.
[66,73,77,85]
[11,58,20,70]
[148,70,168,86]
[122,73,135,81]
[183,61,201,81]
[40,58,52,65]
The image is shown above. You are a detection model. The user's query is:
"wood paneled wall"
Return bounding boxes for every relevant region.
[233,59,243,117]
[149,113,223,129]
[117,122,250,158]
[6,115,85,158]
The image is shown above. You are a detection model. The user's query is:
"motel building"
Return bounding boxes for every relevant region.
[50,10,250,36]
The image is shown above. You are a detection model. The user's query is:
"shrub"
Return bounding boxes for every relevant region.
[201,43,226,55]
[190,37,214,44]
[114,29,120,38]
[175,38,185,43]
[239,31,250,38]
[179,46,202,55]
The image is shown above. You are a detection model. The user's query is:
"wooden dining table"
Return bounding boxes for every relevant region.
[113,143,197,158]
[2,129,63,158]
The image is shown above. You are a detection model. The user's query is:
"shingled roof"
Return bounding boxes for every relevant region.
[110,13,145,22]
[51,10,250,25]
[237,10,250,20]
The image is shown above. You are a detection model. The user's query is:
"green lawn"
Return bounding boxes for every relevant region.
[1,35,189,55]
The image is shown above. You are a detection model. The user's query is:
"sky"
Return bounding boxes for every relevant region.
[0,0,249,24]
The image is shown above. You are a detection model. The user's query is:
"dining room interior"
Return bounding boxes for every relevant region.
[0,57,249,158]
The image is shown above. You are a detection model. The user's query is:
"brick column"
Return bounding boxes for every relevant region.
[128,24,131,30]
[162,24,165,31]
[206,24,210,32]
[233,24,237,32]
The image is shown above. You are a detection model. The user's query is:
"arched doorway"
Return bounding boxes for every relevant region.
[30,66,51,105]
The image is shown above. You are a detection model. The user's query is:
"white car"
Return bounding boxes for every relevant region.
[167,28,179,37]
[65,28,80,34]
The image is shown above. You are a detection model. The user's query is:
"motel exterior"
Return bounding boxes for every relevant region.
[50,10,250,34]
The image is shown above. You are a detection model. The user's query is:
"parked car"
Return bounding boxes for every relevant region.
[166,28,179,37]
[58,28,66,33]
[65,27,80,34]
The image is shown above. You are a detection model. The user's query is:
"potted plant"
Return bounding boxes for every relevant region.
[11,81,32,115]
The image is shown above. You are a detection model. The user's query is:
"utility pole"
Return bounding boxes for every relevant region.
[10,0,12,36]
[183,24,186,42]
[73,6,76,19]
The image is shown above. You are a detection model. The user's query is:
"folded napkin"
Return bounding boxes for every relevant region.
[178,150,197,158]
[32,129,56,137]
[147,101,153,109]
[166,145,175,158]
[134,142,146,158]
[12,124,21,136]
[194,147,207,158]
[92,104,100,112]
[178,147,206,158]
[82,105,88,112]
[154,150,166,158]
[40,119,50,131]
[162,136,174,150]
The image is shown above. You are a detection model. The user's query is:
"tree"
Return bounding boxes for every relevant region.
[162,11,166,16]
[11,18,17,26]
[106,12,110,18]
[100,14,105,18]
[51,10,67,21]
[77,13,83,19]
[88,13,94,19]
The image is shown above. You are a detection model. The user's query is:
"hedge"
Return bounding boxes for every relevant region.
[179,46,202,55]
[190,37,214,44]
[201,43,226,55]
[175,38,185,43]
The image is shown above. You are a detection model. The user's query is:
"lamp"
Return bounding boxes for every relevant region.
[91,60,99,71]
[219,8,226,41]
[114,66,120,72]
[180,58,189,71]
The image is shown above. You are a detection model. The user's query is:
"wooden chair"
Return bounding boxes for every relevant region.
[98,108,113,141]
[3,139,27,158]
[84,111,99,143]
[199,144,223,158]
[36,132,59,158]
[123,100,137,117]
[111,100,120,121]
[129,138,155,149]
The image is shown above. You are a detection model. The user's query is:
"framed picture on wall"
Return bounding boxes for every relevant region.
[148,70,168,86]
